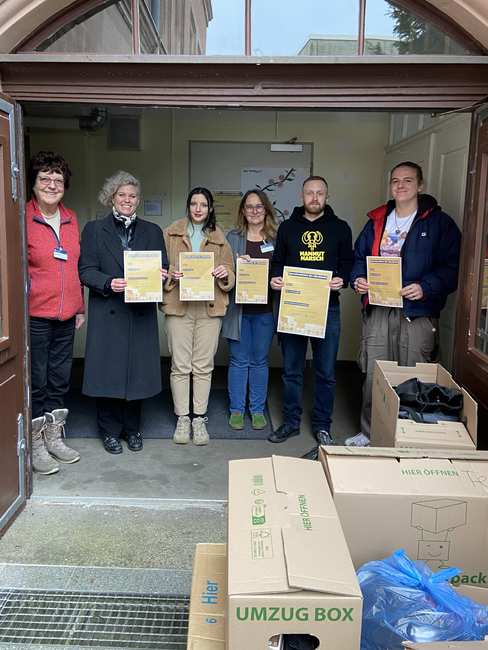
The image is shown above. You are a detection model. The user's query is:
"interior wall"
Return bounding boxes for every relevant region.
[384,112,471,369]
[28,108,390,364]
[171,109,390,364]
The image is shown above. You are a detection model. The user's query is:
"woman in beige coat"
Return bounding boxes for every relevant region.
[163,187,235,445]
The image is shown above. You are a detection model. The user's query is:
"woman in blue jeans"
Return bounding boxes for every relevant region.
[222,190,277,430]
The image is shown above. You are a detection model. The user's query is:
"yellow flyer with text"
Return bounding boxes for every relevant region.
[278,266,332,338]
[367,255,403,308]
[179,251,215,301]
[235,258,269,304]
[124,250,162,303]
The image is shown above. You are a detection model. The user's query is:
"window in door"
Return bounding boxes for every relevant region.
[21,0,484,57]
[365,0,478,55]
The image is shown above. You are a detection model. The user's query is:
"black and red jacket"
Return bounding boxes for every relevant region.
[350,194,461,318]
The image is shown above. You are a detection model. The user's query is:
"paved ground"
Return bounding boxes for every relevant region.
[33,364,360,501]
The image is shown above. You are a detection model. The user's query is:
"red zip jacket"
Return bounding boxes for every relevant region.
[26,198,84,320]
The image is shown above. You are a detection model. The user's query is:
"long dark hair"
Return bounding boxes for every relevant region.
[186,187,216,232]
[28,151,72,196]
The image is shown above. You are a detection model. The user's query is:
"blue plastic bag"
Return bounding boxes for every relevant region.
[357,549,488,649]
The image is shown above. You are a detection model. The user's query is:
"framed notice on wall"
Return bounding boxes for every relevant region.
[190,140,312,223]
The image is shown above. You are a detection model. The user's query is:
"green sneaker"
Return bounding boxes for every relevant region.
[251,413,267,430]
[229,412,244,430]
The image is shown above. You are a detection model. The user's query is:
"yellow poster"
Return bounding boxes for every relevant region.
[214,192,242,233]
[367,256,403,308]
[124,250,162,303]
[278,266,332,338]
[235,258,269,304]
[179,251,215,301]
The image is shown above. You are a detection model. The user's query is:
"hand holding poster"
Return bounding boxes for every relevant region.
[367,256,403,308]
[278,266,332,338]
[124,250,162,303]
[179,251,215,301]
[235,258,269,304]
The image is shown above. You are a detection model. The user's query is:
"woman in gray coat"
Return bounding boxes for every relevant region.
[222,190,277,431]
[79,171,168,454]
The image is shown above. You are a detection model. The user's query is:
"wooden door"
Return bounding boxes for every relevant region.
[0,94,27,533]
[454,105,488,448]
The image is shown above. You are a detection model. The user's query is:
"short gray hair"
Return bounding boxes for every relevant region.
[98,170,141,206]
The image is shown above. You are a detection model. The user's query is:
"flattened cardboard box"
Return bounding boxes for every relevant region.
[187,543,226,650]
[371,361,477,450]
[320,447,488,587]
[228,456,362,650]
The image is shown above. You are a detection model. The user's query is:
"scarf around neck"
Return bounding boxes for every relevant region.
[112,206,137,228]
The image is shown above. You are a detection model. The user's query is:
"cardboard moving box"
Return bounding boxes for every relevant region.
[371,361,477,450]
[320,447,488,585]
[456,585,488,605]
[227,455,362,650]
[187,543,226,650]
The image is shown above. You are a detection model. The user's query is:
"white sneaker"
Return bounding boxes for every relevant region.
[345,432,370,447]
[192,416,209,446]
[173,415,191,444]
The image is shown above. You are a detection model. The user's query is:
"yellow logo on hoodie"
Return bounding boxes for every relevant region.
[300,231,325,261]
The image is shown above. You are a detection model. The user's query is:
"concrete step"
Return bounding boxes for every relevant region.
[0,498,226,573]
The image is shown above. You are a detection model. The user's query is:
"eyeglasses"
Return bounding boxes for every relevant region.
[38,176,65,188]
[244,204,265,213]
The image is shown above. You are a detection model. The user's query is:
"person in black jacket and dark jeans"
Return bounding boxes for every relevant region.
[347,161,461,447]
[268,175,354,444]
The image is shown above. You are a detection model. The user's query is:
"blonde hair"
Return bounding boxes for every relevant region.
[237,190,277,241]
[98,170,141,206]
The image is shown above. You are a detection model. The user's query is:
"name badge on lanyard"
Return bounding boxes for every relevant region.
[53,246,68,261]
[260,241,274,254]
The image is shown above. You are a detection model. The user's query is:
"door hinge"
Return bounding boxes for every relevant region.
[17,413,26,457]
[11,163,19,202]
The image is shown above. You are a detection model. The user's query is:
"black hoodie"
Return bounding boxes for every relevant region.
[271,204,354,305]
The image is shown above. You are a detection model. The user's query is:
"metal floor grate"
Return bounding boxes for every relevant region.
[0,589,189,648]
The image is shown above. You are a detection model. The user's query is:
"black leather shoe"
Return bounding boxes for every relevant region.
[103,436,123,454]
[268,424,300,444]
[122,432,143,452]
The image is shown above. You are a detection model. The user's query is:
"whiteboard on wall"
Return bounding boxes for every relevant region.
[190,140,313,224]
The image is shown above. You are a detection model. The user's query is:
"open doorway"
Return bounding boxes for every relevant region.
[22,102,471,501]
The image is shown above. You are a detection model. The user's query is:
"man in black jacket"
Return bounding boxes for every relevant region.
[269,176,354,444]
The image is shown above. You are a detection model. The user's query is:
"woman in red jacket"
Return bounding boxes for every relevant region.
[27,151,84,475]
